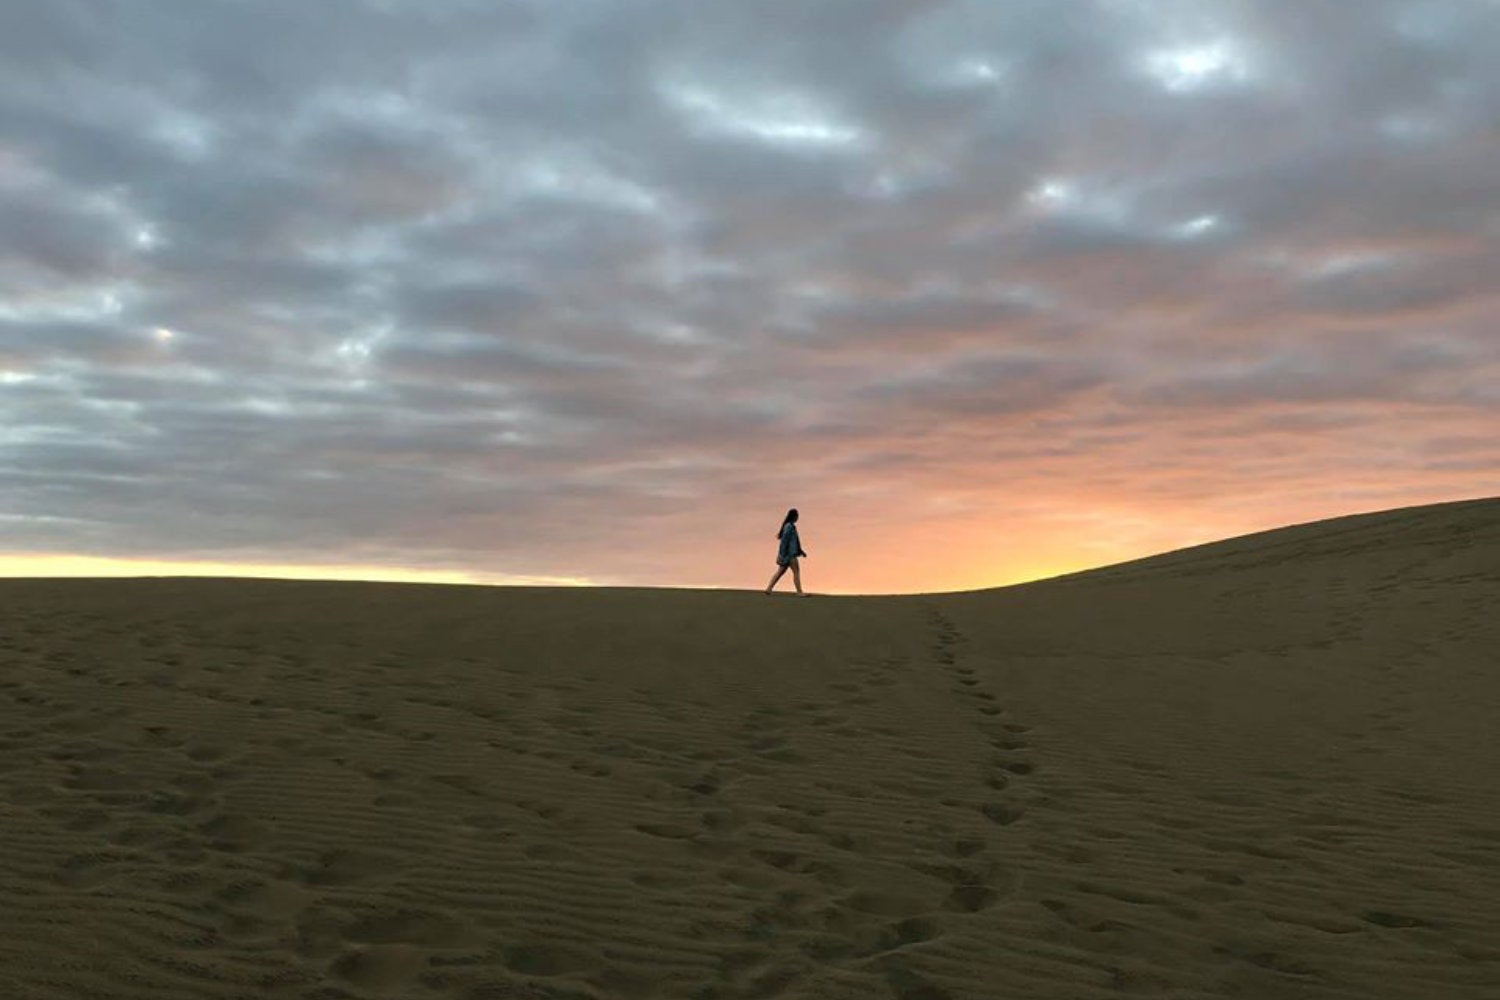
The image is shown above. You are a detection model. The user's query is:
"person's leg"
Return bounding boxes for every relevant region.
[790,557,803,594]
[765,564,787,593]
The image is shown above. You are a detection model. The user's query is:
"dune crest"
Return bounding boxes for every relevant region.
[2,497,1497,998]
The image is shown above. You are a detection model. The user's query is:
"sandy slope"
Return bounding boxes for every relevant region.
[1,497,1496,1000]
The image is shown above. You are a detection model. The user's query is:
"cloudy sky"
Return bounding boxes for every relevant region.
[2,0,1497,593]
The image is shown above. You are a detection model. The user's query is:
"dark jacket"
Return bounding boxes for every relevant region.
[777,522,806,565]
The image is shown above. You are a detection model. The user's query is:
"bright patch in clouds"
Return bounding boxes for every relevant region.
[1173,214,1220,238]
[664,81,866,148]
[1142,39,1254,92]
[1027,178,1077,209]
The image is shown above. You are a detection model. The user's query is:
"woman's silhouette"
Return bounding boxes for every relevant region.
[765,507,808,595]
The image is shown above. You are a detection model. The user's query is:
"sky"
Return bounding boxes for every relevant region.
[1,0,1497,594]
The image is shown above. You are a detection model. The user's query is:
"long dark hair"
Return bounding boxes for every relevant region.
[776,507,798,538]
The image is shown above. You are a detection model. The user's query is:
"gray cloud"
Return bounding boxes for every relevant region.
[1,0,1497,590]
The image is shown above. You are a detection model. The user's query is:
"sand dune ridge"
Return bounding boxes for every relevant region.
[1,497,1497,998]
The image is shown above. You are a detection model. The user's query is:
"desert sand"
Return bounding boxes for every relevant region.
[1,497,1497,999]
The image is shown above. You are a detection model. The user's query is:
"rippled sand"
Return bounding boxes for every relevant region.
[1,497,1496,999]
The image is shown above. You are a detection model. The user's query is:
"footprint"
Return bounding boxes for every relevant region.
[185,742,230,762]
[199,813,269,853]
[884,961,956,1000]
[914,860,1003,914]
[430,773,487,796]
[330,944,426,991]
[683,775,721,796]
[979,802,1025,826]
[945,838,986,858]
[870,916,939,952]
[700,808,743,832]
[750,849,805,871]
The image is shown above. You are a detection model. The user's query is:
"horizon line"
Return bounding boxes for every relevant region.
[3,494,1493,597]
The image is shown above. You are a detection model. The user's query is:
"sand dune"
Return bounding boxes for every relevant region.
[1,497,1497,999]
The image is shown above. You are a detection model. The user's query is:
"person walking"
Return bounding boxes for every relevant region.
[765,507,808,595]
